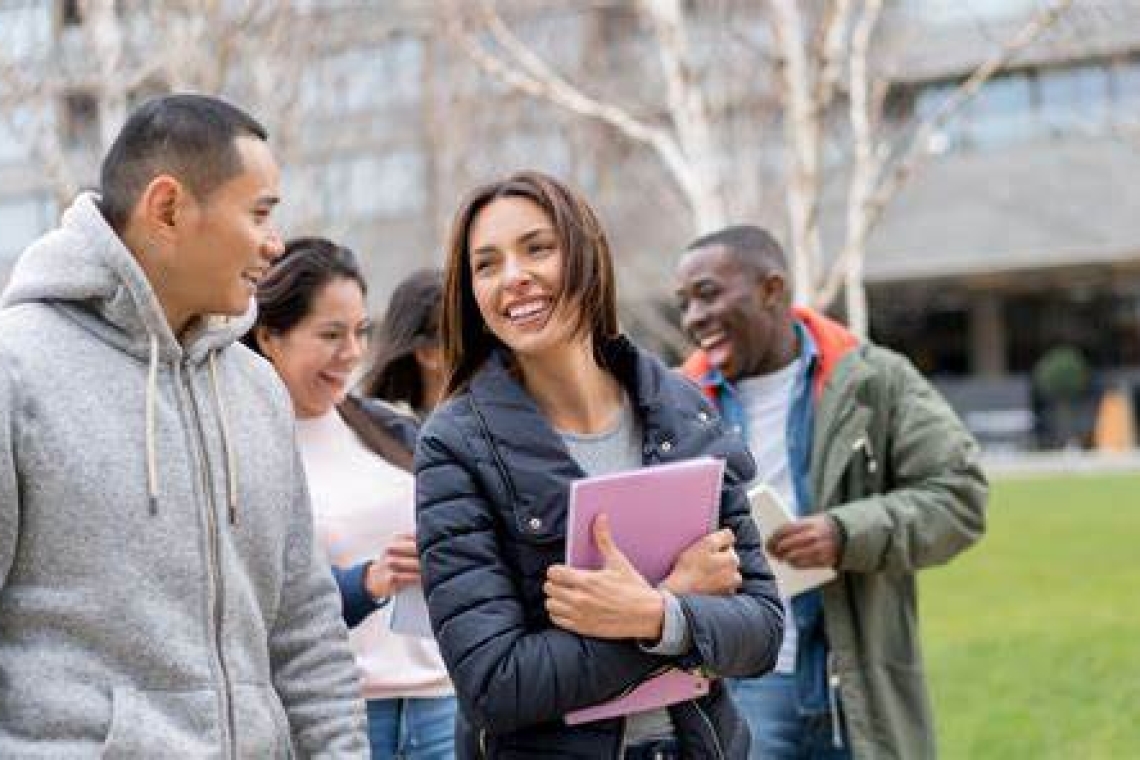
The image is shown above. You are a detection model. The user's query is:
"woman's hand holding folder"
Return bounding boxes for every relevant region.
[544,514,666,641]
[660,528,741,597]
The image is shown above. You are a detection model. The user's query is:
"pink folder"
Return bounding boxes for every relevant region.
[563,457,725,725]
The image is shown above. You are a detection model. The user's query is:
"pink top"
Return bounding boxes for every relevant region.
[296,410,451,700]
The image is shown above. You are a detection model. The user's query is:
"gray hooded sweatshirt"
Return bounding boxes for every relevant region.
[0,194,368,757]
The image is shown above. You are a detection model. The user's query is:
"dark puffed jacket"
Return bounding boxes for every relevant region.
[414,336,784,758]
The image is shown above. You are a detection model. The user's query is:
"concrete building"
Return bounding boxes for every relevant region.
[863,1,1140,449]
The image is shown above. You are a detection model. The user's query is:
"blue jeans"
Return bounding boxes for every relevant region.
[366,696,457,760]
[731,674,850,760]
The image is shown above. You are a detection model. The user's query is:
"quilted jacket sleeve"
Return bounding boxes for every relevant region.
[332,562,385,629]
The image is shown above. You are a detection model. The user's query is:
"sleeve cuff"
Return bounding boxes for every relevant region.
[638,589,693,656]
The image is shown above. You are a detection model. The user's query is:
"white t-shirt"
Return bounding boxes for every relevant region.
[296,409,452,700]
[737,359,801,674]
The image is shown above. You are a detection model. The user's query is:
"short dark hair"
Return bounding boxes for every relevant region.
[360,268,443,413]
[245,236,366,344]
[686,224,788,278]
[99,93,268,232]
[441,171,618,396]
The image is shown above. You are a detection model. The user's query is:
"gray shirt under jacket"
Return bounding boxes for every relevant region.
[558,394,692,746]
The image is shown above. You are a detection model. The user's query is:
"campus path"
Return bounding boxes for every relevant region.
[983,450,1140,478]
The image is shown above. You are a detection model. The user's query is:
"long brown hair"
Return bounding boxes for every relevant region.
[441,171,618,396]
[359,268,443,415]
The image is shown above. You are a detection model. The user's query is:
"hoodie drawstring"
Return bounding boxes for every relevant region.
[144,340,239,525]
[145,333,161,515]
[208,350,239,525]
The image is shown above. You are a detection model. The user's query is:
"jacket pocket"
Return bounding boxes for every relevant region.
[101,686,218,758]
[100,684,290,759]
[232,683,292,758]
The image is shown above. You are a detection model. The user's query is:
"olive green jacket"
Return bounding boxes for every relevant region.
[815,344,988,760]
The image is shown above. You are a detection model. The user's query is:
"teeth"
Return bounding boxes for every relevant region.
[699,332,726,349]
[508,301,547,320]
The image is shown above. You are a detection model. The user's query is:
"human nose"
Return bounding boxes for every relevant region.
[339,331,367,364]
[263,229,285,261]
[501,251,532,291]
[681,297,707,335]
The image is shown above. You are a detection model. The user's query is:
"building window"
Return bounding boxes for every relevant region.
[320,150,428,220]
[960,72,1034,149]
[1110,57,1140,126]
[0,105,34,165]
[60,0,83,26]
[2,3,51,59]
[61,89,99,149]
[906,60,1116,153]
[0,195,55,263]
[1037,63,1110,136]
[302,36,424,115]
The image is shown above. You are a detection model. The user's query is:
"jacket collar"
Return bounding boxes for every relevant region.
[681,306,860,400]
[468,335,665,428]
[466,335,666,539]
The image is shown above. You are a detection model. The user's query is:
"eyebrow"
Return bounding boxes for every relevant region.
[314,317,371,330]
[471,225,555,258]
[255,194,280,208]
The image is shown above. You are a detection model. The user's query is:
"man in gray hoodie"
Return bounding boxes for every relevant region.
[0,94,368,757]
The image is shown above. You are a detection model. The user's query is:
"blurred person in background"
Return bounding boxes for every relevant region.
[360,267,446,421]
[248,237,455,759]
[415,171,784,758]
[675,224,988,760]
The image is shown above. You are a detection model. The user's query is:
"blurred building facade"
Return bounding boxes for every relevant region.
[865,0,1140,450]
[2,0,1140,449]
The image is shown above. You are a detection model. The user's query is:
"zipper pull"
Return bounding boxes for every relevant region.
[851,436,878,474]
[828,653,844,750]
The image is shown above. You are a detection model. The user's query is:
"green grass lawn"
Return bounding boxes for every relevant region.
[923,472,1140,759]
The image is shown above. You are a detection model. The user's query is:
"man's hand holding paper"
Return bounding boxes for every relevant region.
[767,516,841,569]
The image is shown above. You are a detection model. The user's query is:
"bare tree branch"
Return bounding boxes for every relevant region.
[445,0,725,231]
[639,0,727,229]
[830,0,882,336]
[770,0,833,305]
[813,0,1074,316]
[812,0,851,113]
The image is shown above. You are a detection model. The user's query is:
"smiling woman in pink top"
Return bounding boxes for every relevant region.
[245,237,455,759]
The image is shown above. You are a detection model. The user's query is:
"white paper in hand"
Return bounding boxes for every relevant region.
[389,584,434,638]
[748,483,836,597]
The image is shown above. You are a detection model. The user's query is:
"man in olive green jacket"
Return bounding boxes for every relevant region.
[676,225,987,759]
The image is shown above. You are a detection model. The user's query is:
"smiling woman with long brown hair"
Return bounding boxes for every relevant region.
[414,171,785,758]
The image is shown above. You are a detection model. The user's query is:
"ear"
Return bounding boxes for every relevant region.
[254,325,279,361]
[758,271,790,308]
[413,343,443,372]
[135,174,186,244]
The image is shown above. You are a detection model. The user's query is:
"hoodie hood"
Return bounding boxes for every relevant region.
[1,192,255,364]
[2,192,253,520]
